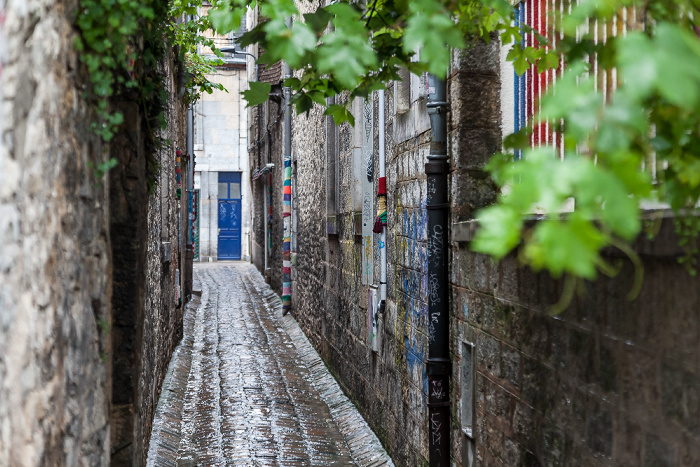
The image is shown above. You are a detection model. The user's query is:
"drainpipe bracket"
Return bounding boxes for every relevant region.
[426,359,451,375]
[426,203,450,210]
[426,101,449,114]
[425,159,449,172]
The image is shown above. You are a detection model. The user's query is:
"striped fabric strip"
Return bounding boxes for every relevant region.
[283,155,292,312]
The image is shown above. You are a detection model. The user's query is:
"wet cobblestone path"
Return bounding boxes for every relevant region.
[147,263,393,466]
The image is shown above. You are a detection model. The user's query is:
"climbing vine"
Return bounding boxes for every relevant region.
[168,0,227,104]
[74,0,158,141]
[74,0,226,189]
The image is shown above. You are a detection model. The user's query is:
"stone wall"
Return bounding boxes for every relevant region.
[0,1,186,465]
[109,48,186,464]
[281,36,700,467]
[0,1,111,463]
[449,41,699,466]
[289,84,435,465]
[249,95,285,291]
[453,221,700,466]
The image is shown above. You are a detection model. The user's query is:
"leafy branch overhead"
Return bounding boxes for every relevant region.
[75,0,227,143]
[208,0,534,124]
[213,0,700,300]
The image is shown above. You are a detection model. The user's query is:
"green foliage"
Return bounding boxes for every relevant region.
[202,0,700,293]
[472,0,700,287]
[75,0,222,190]
[242,81,272,107]
[75,0,156,141]
[211,0,540,113]
[168,0,227,104]
[89,157,119,181]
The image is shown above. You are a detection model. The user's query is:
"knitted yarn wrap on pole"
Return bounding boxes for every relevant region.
[282,156,292,312]
[373,176,387,233]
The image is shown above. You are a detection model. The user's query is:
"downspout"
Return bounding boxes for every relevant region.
[378,90,387,311]
[185,106,195,299]
[426,73,450,467]
[264,173,268,272]
[187,106,194,247]
[282,17,293,315]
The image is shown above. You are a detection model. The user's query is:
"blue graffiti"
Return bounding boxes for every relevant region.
[400,201,429,405]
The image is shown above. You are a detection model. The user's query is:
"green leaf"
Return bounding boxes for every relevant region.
[324,104,355,126]
[284,77,302,90]
[241,81,271,107]
[403,0,465,77]
[654,23,700,108]
[263,20,316,68]
[617,32,657,101]
[544,50,559,70]
[471,206,523,258]
[304,8,332,34]
[525,216,605,280]
[513,54,529,76]
[208,7,242,35]
[294,94,314,114]
[260,0,298,21]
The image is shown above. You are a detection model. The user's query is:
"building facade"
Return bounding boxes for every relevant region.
[193,6,250,263]
[193,65,250,262]
[249,24,700,467]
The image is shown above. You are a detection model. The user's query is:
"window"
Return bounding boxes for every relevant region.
[199,3,247,63]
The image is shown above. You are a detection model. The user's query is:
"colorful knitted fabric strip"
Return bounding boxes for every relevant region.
[283,158,292,218]
[282,155,292,311]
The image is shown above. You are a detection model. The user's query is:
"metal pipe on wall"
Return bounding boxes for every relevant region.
[264,177,268,272]
[187,107,195,245]
[378,90,387,310]
[425,73,450,467]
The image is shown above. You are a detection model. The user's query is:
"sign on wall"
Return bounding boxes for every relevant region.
[361,96,374,285]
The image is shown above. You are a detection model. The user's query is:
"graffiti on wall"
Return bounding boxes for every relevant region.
[394,197,429,404]
[361,97,374,285]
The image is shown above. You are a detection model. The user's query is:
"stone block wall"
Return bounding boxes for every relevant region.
[249,95,285,291]
[288,82,436,465]
[0,1,112,463]
[109,48,186,465]
[451,224,700,466]
[447,39,700,466]
[0,2,186,465]
[281,33,700,467]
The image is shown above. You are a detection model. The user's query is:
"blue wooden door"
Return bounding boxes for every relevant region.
[217,172,242,260]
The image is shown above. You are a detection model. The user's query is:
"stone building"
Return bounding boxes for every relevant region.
[248,12,700,467]
[193,7,251,262]
[246,6,285,287]
[0,2,189,465]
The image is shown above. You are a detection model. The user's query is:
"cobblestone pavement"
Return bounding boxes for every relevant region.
[147,263,394,466]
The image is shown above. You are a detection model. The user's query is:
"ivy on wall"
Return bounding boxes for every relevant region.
[74,0,225,189]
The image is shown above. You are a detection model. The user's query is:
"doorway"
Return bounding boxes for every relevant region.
[217,172,242,260]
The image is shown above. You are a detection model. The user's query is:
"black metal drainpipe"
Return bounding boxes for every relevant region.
[426,73,450,467]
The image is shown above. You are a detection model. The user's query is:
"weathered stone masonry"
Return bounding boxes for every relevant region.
[109,48,187,464]
[0,2,187,465]
[254,34,700,467]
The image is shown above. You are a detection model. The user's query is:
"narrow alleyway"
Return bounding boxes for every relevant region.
[147,263,393,466]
